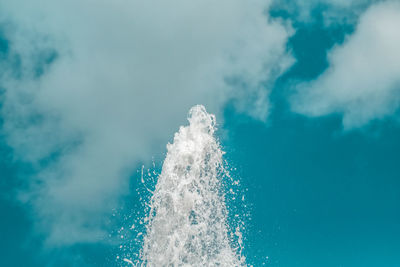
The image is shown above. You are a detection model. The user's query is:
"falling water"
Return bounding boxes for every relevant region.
[137,105,245,266]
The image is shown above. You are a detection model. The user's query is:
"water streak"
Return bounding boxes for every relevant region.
[139,105,245,266]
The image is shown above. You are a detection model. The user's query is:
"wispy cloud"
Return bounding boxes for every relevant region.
[290,1,400,129]
[272,0,378,25]
[0,0,293,245]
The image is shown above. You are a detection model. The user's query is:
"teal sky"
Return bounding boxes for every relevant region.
[1,1,400,266]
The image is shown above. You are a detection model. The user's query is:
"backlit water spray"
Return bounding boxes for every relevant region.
[121,105,247,266]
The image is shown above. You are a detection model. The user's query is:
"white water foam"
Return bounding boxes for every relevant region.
[138,105,245,266]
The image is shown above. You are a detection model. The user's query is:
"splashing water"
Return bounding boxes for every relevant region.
[137,105,246,266]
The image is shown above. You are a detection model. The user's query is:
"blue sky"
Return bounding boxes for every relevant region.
[1,0,400,266]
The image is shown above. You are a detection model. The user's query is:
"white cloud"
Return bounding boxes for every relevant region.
[0,0,293,244]
[290,0,400,129]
